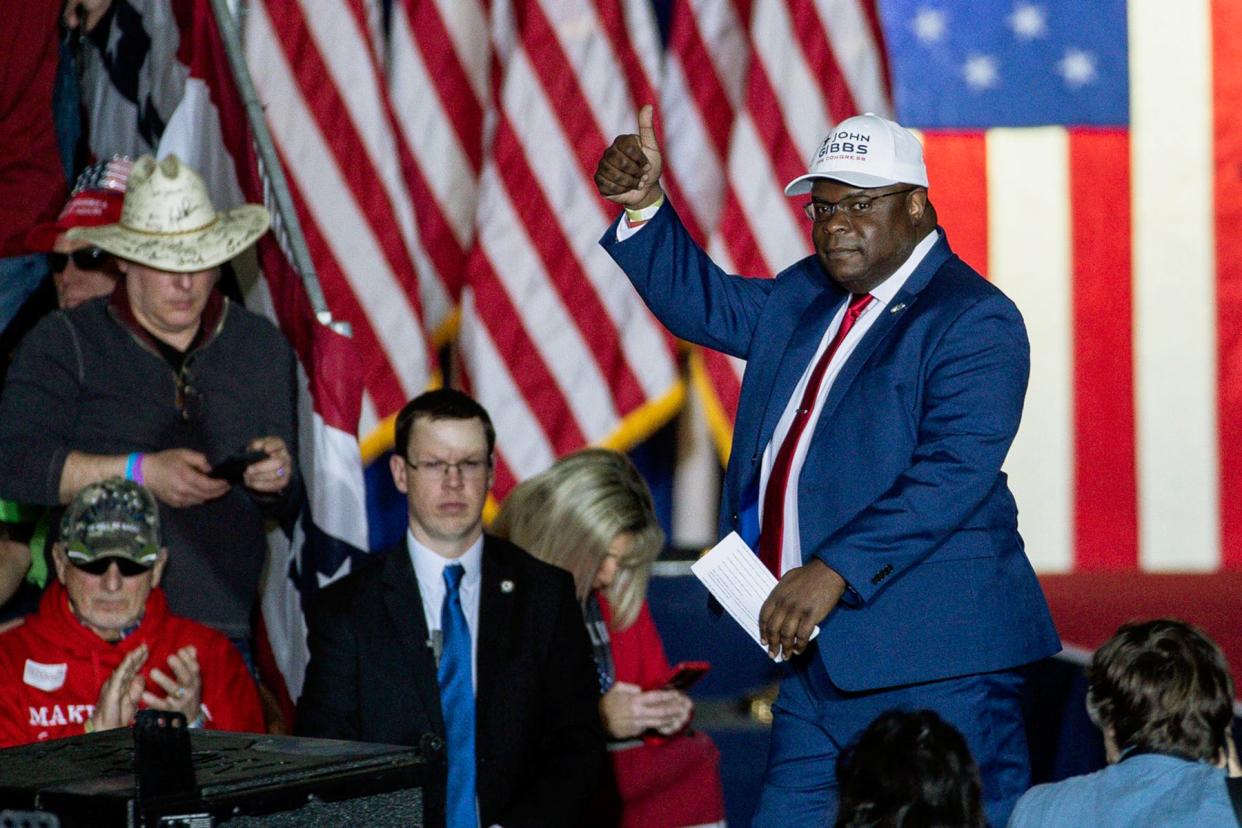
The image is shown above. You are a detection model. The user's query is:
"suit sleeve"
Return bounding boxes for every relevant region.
[812,293,1030,603]
[500,572,605,828]
[0,314,82,505]
[599,201,773,359]
[294,590,362,740]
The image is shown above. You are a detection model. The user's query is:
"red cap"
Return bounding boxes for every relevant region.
[25,157,132,253]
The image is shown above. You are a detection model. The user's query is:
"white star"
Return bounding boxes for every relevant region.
[912,8,948,44]
[1008,3,1047,40]
[1058,47,1097,87]
[963,54,1000,90]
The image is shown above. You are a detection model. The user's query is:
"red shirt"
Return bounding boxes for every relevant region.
[0,0,67,257]
[0,581,265,747]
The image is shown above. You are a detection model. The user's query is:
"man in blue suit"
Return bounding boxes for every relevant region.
[595,107,1060,827]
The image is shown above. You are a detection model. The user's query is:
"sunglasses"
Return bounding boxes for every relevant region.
[47,247,112,273]
[70,556,152,576]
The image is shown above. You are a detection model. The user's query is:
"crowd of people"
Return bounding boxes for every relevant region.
[0,5,1238,824]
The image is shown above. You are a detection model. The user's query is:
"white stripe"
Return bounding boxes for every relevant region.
[750,0,831,162]
[502,50,677,400]
[1130,1,1219,571]
[725,115,812,272]
[474,164,621,439]
[691,0,749,113]
[661,56,728,234]
[389,3,480,248]
[299,0,453,334]
[245,2,430,398]
[458,291,556,479]
[812,0,892,117]
[621,0,662,90]
[987,128,1073,574]
[310,412,370,551]
[433,0,490,103]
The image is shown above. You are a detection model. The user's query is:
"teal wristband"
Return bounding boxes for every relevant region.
[124,453,144,484]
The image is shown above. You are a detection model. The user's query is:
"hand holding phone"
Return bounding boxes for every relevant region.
[207,448,270,484]
[643,660,711,693]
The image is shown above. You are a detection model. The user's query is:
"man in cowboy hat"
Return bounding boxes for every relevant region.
[0,155,299,652]
[0,478,265,747]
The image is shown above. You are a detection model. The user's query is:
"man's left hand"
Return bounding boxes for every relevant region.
[758,558,848,660]
[142,645,203,724]
[242,437,293,494]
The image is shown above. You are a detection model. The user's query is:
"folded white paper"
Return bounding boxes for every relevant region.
[690,531,819,661]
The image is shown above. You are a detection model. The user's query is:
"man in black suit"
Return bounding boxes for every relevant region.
[296,389,604,827]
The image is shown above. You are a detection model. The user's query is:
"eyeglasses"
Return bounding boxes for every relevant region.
[802,187,918,223]
[47,247,112,273]
[70,556,152,576]
[405,458,490,479]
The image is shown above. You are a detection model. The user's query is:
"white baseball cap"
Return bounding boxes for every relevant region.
[784,113,929,195]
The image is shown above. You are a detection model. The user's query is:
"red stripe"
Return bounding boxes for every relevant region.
[715,186,780,276]
[919,131,988,278]
[264,0,426,325]
[465,251,589,454]
[667,2,736,160]
[392,128,468,302]
[399,0,485,173]
[703,349,742,429]
[1068,129,1137,571]
[488,115,649,413]
[1214,0,1242,568]
[857,0,894,102]
[279,149,411,417]
[787,0,861,123]
[516,2,614,197]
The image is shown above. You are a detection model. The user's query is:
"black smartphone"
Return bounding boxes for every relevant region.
[644,660,711,692]
[208,448,269,483]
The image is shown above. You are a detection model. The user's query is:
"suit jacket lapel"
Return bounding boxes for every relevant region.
[382,540,445,734]
[475,536,516,722]
[813,232,953,428]
[752,276,847,463]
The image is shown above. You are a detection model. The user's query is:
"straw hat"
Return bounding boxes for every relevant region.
[68,154,270,273]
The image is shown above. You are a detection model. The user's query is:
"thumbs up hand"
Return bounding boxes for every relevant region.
[594,104,664,209]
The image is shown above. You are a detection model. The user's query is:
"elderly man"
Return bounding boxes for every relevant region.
[0,155,298,650]
[595,108,1060,826]
[297,389,603,828]
[0,478,264,746]
[1010,619,1239,826]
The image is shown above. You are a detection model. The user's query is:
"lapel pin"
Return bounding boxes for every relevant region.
[500,580,515,594]
[889,303,907,314]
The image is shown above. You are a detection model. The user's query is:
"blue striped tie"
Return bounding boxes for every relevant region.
[439,564,477,828]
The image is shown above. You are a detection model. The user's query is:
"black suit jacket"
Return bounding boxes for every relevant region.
[296,535,604,827]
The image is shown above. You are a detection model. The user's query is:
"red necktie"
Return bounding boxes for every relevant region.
[759,293,874,576]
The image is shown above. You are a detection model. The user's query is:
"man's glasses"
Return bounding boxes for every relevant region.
[47,247,112,273]
[70,556,152,577]
[405,458,490,480]
[802,187,918,222]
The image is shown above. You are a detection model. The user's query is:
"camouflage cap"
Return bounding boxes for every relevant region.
[60,478,161,566]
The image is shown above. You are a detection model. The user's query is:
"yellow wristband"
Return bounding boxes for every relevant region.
[624,195,665,225]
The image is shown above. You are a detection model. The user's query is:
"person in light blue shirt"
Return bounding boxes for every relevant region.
[1009,619,1239,827]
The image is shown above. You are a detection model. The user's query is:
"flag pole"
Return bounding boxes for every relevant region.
[206,0,340,331]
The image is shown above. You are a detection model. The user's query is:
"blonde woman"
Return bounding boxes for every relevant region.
[494,449,725,827]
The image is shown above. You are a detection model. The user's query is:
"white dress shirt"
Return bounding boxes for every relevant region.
[407,529,484,689]
[759,229,939,575]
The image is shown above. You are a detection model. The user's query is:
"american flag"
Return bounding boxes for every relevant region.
[874,0,1241,573]
[454,0,684,500]
[681,0,1242,574]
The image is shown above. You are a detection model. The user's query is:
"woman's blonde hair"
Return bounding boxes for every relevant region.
[492,448,663,630]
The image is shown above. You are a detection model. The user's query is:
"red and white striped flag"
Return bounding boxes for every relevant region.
[243,0,435,435]
[457,0,684,501]
[661,0,893,460]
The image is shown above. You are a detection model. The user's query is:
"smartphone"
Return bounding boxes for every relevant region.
[208,448,270,483]
[644,660,711,692]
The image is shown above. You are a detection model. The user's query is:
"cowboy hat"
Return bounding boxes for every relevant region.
[68,154,270,273]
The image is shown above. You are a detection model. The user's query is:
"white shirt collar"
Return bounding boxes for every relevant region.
[407,528,484,588]
[866,228,939,306]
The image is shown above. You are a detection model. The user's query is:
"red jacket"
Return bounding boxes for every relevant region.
[0,582,264,747]
[600,596,726,828]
